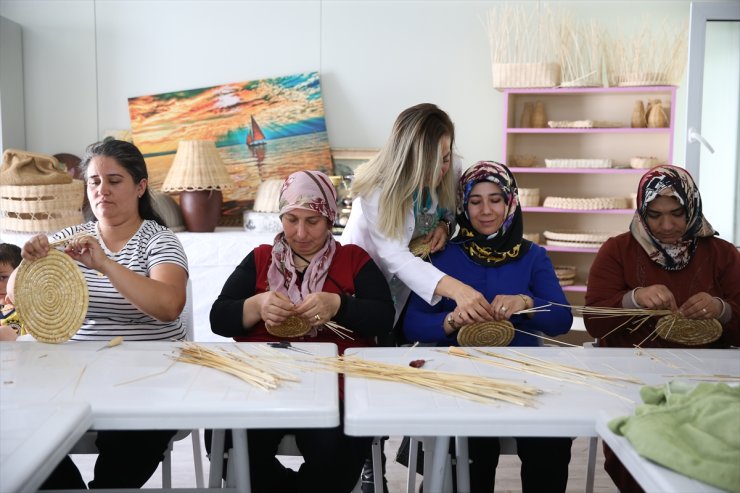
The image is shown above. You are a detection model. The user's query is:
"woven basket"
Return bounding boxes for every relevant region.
[655,316,722,346]
[518,188,540,207]
[542,196,629,210]
[545,158,613,169]
[492,62,561,89]
[508,155,537,167]
[14,249,88,343]
[266,315,311,338]
[545,239,605,249]
[522,232,540,244]
[547,120,622,129]
[554,265,577,280]
[543,230,617,244]
[629,156,660,169]
[0,181,84,233]
[457,320,515,347]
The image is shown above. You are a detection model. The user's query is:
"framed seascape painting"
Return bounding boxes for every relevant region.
[128,71,332,217]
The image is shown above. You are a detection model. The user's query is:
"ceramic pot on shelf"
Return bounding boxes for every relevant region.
[646,100,668,128]
[520,102,534,128]
[631,101,647,128]
[531,101,547,128]
[179,190,223,232]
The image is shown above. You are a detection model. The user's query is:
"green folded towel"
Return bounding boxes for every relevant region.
[609,381,740,493]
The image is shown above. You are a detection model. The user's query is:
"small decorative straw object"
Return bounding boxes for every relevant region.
[655,315,722,346]
[409,236,432,259]
[518,188,540,207]
[457,321,515,347]
[522,232,540,244]
[630,156,660,169]
[543,196,629,210]
[14,249,88,343]
[508,154,537,167]
[266,315,311,338]
[545,158,613,169]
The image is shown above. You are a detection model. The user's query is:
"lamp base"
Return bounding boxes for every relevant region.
[180,190,222,232]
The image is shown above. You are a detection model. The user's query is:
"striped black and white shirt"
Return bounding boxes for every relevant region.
[52,220,189,341]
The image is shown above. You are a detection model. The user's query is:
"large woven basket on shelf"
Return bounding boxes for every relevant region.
[655,315,722,346]
[14,249,88,343]
[457,320,514,347]
[0,149,84,233]
[266,315,311,338]
[518,188,540,207]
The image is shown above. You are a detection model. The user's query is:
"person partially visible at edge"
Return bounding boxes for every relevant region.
[9,138,189,489]
[402,160,573,493]
[585,164,739,349]
[0,243,22,341]
[585,164,739,493]
[208,170,394,492]
[341,103,495,328]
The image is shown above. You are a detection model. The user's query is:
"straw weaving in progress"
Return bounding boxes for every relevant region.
[266,315,311,338]
[408,236,432,259]
[655,316,722,346]
[14,249,88,343]
[457,321,515,347]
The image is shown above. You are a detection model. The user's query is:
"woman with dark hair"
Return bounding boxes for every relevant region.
[402,161,573,493]
[585,165,739,493]
[10,139,189,488]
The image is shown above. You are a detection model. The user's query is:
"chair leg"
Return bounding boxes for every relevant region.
[209,430,226,488]
[406,437,418,493]
[585,436,598,493]
[191,429,205,488]
[371,437,383,493]
[162,441,174,489]
[455,436,470,493]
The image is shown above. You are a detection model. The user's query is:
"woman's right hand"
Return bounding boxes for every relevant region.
[633,284,678,311]
[447,280,494,325]
[258,291,296,328]
[21,234,50,261]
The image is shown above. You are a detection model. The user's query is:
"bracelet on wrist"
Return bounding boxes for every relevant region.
[438,219,451,237]
[518,294,531,310]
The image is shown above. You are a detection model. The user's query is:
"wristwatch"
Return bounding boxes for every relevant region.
[446,312,461,331]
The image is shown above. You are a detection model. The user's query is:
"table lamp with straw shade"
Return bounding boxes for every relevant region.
[161,140,234,232]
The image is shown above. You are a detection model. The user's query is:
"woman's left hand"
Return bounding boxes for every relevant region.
[64,235,111,273]
[425,221,450,254]
[679,292,723,320]
[490,294,529,321]
[294,292,341,326]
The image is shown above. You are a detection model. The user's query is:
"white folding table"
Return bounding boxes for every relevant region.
[0,341,339,493]
[343,346,740,493]
[1,401,94,493]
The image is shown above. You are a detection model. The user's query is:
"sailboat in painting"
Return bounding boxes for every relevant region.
[246,116,267,147]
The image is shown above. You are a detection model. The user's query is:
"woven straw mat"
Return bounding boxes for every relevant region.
[655,315,722,346]
[14,249,88,343]
[457,321,514,347]
[267,315,311,338]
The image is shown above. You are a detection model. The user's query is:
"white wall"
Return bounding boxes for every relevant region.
[0,0,691,167]
[0,15,25,150]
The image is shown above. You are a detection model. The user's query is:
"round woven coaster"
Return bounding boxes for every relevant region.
[409,236,432,259]
[14,249,88,343]
[266,315,311,338]
[457,321,514,347]
[655,315,722,346]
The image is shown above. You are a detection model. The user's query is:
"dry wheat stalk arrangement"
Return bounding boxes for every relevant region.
[604,18,688,86]
[559,17,604,87]
[311,353,541,407]
[173,343,301,390]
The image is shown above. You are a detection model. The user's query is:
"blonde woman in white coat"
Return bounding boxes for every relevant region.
[341,103,493,327]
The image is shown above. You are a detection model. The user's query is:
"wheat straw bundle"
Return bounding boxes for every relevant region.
[14,249,87,343]
[655,315,722,346]
[173,343,300,390]
[457,321,515,347]
[559,17,604,87]
[266,315,311,338]
[604,19,688,86]
[409,236,432,259]
[315,353,541,406]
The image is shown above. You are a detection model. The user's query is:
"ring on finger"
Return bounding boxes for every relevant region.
[702,308,707,314]
[500,306,507,313]
[315,314,321,321]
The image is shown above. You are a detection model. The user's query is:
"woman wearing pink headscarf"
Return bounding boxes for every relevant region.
[209,170,394,492]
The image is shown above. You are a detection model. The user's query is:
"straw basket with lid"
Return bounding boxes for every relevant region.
[161,140,234,232]
[0,149,84,233]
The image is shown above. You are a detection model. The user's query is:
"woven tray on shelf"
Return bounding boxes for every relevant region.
[266,315,311,338]
[518,188,540,207]
[491,62,561,89]
[545,239,605,249]
[508,155,537,167]
[543,230,618,244]
[630,156,661,169]
[547,120,623,128]
[14,249,88,343]
[553,265,576,280]
[542,196,629,210]
[457,320,514,347]
[544,158,613,169]
[655,316,722,346]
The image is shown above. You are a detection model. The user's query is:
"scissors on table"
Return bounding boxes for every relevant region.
[267,341,312,355]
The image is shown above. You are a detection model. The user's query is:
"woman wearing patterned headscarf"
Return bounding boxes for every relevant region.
[585,165,740,493]
[402,161,573,492]
[209,170,394,492]
[585,165,739,349]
